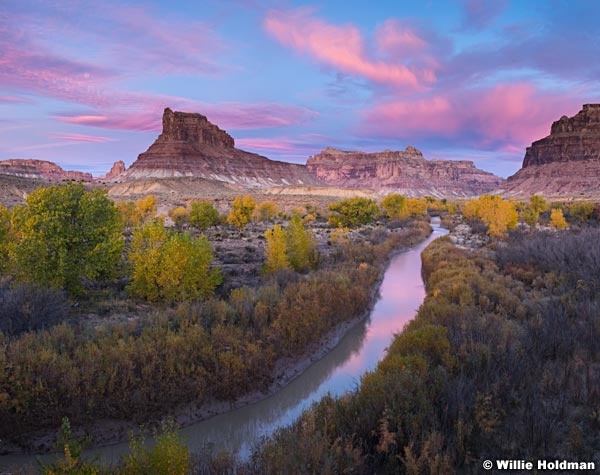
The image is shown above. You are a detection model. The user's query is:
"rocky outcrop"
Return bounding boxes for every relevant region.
[0,159,93,182]
[121,108,320,187]
[306,147,504,197]
[523,104,600,167]
[502,104,600,197]
[100,160,126,181]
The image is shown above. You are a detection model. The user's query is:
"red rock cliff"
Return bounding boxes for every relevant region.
[121,108,319,187]
[306,147,503,197]
[0,159,93,182]
[502,104,600,197]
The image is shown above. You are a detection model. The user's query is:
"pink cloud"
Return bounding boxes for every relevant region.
[0,1,225,111]
[236,137,302,152]
[359,82,579,152]
[47,132,115,143]
[264,8,434,89]
[375,20,428,54]
[362,96,458,138]
[54,113,160,132]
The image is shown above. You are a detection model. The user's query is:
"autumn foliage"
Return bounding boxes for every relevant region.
[128,218,221,302]
[463,195,518,237]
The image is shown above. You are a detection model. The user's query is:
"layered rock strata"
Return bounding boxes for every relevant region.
[306,147,504,197]
[0,159,93,182]
[121,108,319,187]
[502,104,600,197]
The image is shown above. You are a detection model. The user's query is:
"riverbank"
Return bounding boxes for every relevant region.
[0,220,433,469]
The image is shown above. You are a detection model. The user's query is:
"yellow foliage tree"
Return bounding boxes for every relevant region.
[117,195,158,231]
[264,225,290,273]
[168,206,189,229]
[286,213,319,272]
[136,195,157,224]
[550,208,568,229]
[463,195,518,238]
[128,218,221,302]
[228,195,256,228]
[406,197,428,217]
[264,214,318,274]
[381,194,408,219]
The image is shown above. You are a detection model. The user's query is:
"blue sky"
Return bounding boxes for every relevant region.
[1,0,599,177]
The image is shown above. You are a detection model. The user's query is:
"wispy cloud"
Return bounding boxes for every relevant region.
[54,99,317,133]
[48,132,115,143]
[0,95,34,104]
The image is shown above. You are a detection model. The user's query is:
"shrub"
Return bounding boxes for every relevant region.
[0,282,68,336]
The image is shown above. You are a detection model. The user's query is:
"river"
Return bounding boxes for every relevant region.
[0,219,447,471]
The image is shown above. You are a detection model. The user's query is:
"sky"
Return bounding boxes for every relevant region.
[1,0,599,178]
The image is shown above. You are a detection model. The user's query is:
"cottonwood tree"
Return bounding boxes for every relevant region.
[550,208,568,229]
[189,200,220,230]
[463,195,518,238]
[264,214,318,274]
[227,195,256,228]
[328,197,379,228]
[264,224,290,274]
[286,213,318,272]
[11,183,124,295]
[128,218,221,302]
[381,194,408,220]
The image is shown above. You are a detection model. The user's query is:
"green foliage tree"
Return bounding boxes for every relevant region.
[521,195,548,227]
[569,201,595,221]
[121,421,191,475]
[529,195,548,214]
[189,200,220,230]
[128,218,221,303]
[381,193,408,219]
[0,204,11,273]
[39,417,100,475]
[463,195,518,238]
[328,197,379,228]
[227,195,256,228]
[11,183,124,295]
[264,224,290,274]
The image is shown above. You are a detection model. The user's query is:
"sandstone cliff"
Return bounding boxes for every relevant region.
[502,104,600,197]
[100,160,126,181]
[120,108,320,187]
[306,147,504,197]
[0,159,93,182]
